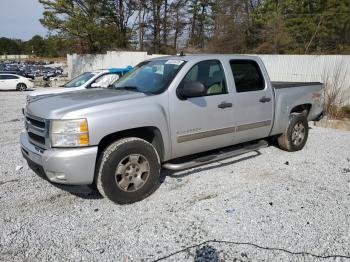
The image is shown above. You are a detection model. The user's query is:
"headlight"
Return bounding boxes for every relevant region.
[50,119,89,147]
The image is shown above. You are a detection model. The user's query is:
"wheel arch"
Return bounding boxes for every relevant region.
[16,82,27,88]
[97,126,165,163]
[290,103,312,117]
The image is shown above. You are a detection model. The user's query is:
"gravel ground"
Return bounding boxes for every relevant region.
[0,89,350,262]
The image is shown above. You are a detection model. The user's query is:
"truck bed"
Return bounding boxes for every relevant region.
[272,81,322,89]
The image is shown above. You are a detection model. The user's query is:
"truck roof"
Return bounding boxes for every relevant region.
[149,54,259,62]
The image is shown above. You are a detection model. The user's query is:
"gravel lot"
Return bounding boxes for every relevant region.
[1,89,350,261]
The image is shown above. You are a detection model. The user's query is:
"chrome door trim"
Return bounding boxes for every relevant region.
[177,120,271,143]
[236,120,271,132]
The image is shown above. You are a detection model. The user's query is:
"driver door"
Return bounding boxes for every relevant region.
[169,60,235,158]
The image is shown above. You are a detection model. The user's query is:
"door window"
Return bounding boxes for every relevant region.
[64,72,97,88]
[230,60,265,92]
[182,60,227,96]
[94,73,120,88]
[3,75,19,80]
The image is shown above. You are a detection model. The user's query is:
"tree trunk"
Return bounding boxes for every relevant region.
[152,0,161,53]
[163,0,168,48]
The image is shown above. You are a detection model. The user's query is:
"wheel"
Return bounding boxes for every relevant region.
[96,137,161,204]
[16,83,27,91]
[277,114,309,152]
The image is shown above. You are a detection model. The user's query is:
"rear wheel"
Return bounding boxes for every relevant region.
[96,137,161,204]
[16,83,27,91]
[277,114,309,152]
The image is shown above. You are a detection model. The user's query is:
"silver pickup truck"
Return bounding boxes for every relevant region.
[21,54,324,204]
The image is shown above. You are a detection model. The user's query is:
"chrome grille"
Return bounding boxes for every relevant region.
[25,114,48,149]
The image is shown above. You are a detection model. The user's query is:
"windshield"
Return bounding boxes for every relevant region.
[64,72,97,88]
[111,59,185,94]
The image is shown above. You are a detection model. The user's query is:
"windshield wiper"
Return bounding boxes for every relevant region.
[110,85,153,95]
[115,86,142,92]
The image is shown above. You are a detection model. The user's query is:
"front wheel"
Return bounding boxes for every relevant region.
[96,137,161,204]
[277,114,309,152]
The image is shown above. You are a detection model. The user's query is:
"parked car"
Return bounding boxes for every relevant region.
[20,55,324,204]
[43,71,58,81]
[23,71,35,80]
[0,74,34,91]
[28,66,133,98]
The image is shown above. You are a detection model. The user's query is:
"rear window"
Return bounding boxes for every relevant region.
[230,60,265,92]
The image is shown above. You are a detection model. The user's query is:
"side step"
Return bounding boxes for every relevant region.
[162,140,268,171]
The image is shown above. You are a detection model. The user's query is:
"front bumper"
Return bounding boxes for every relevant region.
[20,131,98,185]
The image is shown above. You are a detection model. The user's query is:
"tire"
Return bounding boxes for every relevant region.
[96,137,161,204]
[277,114,309,152]
[16,83,27,91]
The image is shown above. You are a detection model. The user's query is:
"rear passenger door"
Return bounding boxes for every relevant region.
[230,59,274,143]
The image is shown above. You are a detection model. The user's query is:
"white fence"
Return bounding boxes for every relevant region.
[0,54,29,60]
[67,51,166,78]
[67,52,350,103]
[257,55,350,104]
[257,55,350,83]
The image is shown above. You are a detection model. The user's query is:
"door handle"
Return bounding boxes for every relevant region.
[218,102,233,109]
[259,97,271,103]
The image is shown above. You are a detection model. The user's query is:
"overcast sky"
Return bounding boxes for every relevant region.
[0,0,47,40]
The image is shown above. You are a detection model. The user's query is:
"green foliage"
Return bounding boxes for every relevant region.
[254,0,350,54]
[0,36,69,57]
[2,0,349,55]
[38,0,136,53]
[0,38,23,55]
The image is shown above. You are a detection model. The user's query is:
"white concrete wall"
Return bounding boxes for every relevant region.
[256,55,350,104]
[67,51,166,78]
[67,52,350,103]
[256,55,350,82]
[0,54,29,60]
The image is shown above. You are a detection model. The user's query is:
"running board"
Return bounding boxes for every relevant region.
[162,140,268,171]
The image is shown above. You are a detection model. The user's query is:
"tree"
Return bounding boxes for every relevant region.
[26,35,46,56]
[150,0,162,53]
[169,0,187,51]
[39,0,136,53]
[0,38,23,55]
[101,0,136,48]
[31,0,349,55]
[187,0,212,49]
[254,0,350,54]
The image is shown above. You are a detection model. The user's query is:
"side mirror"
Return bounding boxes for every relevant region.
[177,81,206,99]
[90,83,101,88]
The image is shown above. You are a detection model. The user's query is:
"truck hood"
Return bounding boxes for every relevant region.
[26,89,147,119]
[28,87,77,97]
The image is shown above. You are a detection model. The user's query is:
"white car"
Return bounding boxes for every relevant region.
[28,67,132,98]
[0,74,34,91]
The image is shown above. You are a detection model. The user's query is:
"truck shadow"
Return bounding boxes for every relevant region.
[26,147,264,200]
[26,159,102,199]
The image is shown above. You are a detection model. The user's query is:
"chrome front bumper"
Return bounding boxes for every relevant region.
[20,131,98,185]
